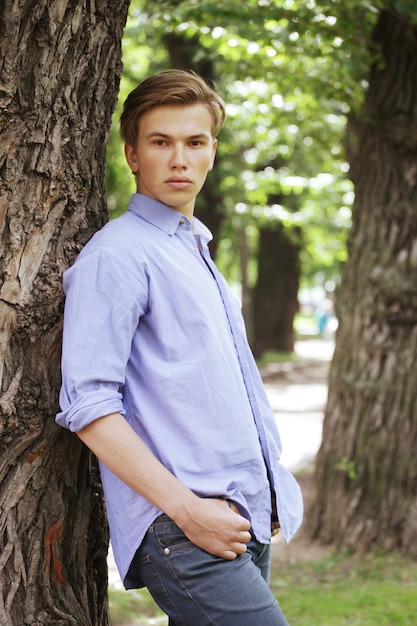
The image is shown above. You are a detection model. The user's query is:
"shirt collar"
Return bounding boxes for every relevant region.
[127,193,213,244]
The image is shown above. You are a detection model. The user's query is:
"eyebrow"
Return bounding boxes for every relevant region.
[145,131,211,140]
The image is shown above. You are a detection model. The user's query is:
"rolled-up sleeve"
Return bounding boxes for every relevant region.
[56,246,147,432]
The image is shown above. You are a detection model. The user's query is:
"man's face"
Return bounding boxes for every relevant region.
[125,103,217,219]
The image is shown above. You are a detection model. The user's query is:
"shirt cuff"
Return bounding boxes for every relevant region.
[56,389,125,432]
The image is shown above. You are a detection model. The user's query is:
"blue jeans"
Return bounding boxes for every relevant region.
[126,514,289,625]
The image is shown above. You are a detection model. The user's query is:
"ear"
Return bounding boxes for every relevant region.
[209,138,218,171]
[124,143,139,174]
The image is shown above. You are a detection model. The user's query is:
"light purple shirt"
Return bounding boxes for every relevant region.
[56,193,303,585]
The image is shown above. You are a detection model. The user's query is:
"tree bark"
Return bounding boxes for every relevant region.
[310,9,417,558]
[0,1,129,623]
[253,224,300,356]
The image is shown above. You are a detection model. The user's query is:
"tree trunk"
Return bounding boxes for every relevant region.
[0,1,129,624]
[310,9,417,558]
[253,224,300,357]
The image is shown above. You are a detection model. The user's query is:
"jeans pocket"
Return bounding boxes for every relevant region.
[153,515,193,553]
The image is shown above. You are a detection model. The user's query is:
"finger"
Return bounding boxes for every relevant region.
[230,539,249,557]
[231,540,248,556]
[228,503,251,531]
[227,506,251,532]
[240,530,251,544]
[237,516,251,532]
[223,550,239,560]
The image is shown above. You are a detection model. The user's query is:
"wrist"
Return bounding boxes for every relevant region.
[162,486,200,527]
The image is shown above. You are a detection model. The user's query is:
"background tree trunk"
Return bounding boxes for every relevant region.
[253,224,300,357]
[0,1,129,623]
[310,9,417,557]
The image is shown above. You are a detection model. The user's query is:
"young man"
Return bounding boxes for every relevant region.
[57,69,303,625]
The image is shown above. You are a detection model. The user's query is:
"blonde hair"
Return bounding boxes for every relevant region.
[120,69,226,146]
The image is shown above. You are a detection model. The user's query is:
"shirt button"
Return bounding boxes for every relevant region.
[163,547,170,555]
[180,219,185,225]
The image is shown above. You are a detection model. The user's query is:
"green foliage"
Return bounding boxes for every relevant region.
[106,0,414,287]
[336,455,357,480]
[106,123,135,217]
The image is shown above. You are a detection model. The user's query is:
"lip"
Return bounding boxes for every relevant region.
[165,177,193,189]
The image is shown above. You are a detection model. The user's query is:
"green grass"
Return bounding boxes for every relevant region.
[109,550,417,625]
[272,550,417,626]
[109,586,166,625]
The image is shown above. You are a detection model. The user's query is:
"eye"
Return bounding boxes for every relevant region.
[153,139,166,146]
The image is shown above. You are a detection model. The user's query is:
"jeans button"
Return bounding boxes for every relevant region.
[164,547,170,555]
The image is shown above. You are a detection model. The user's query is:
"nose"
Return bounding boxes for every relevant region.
[170,143,187,169]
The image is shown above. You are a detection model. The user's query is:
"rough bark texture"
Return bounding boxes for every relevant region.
[253,224,300,356]
[0,1,129,624]
[310,10,417,558]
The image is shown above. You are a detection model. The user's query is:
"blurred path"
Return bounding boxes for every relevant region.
[261,338,333,471]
